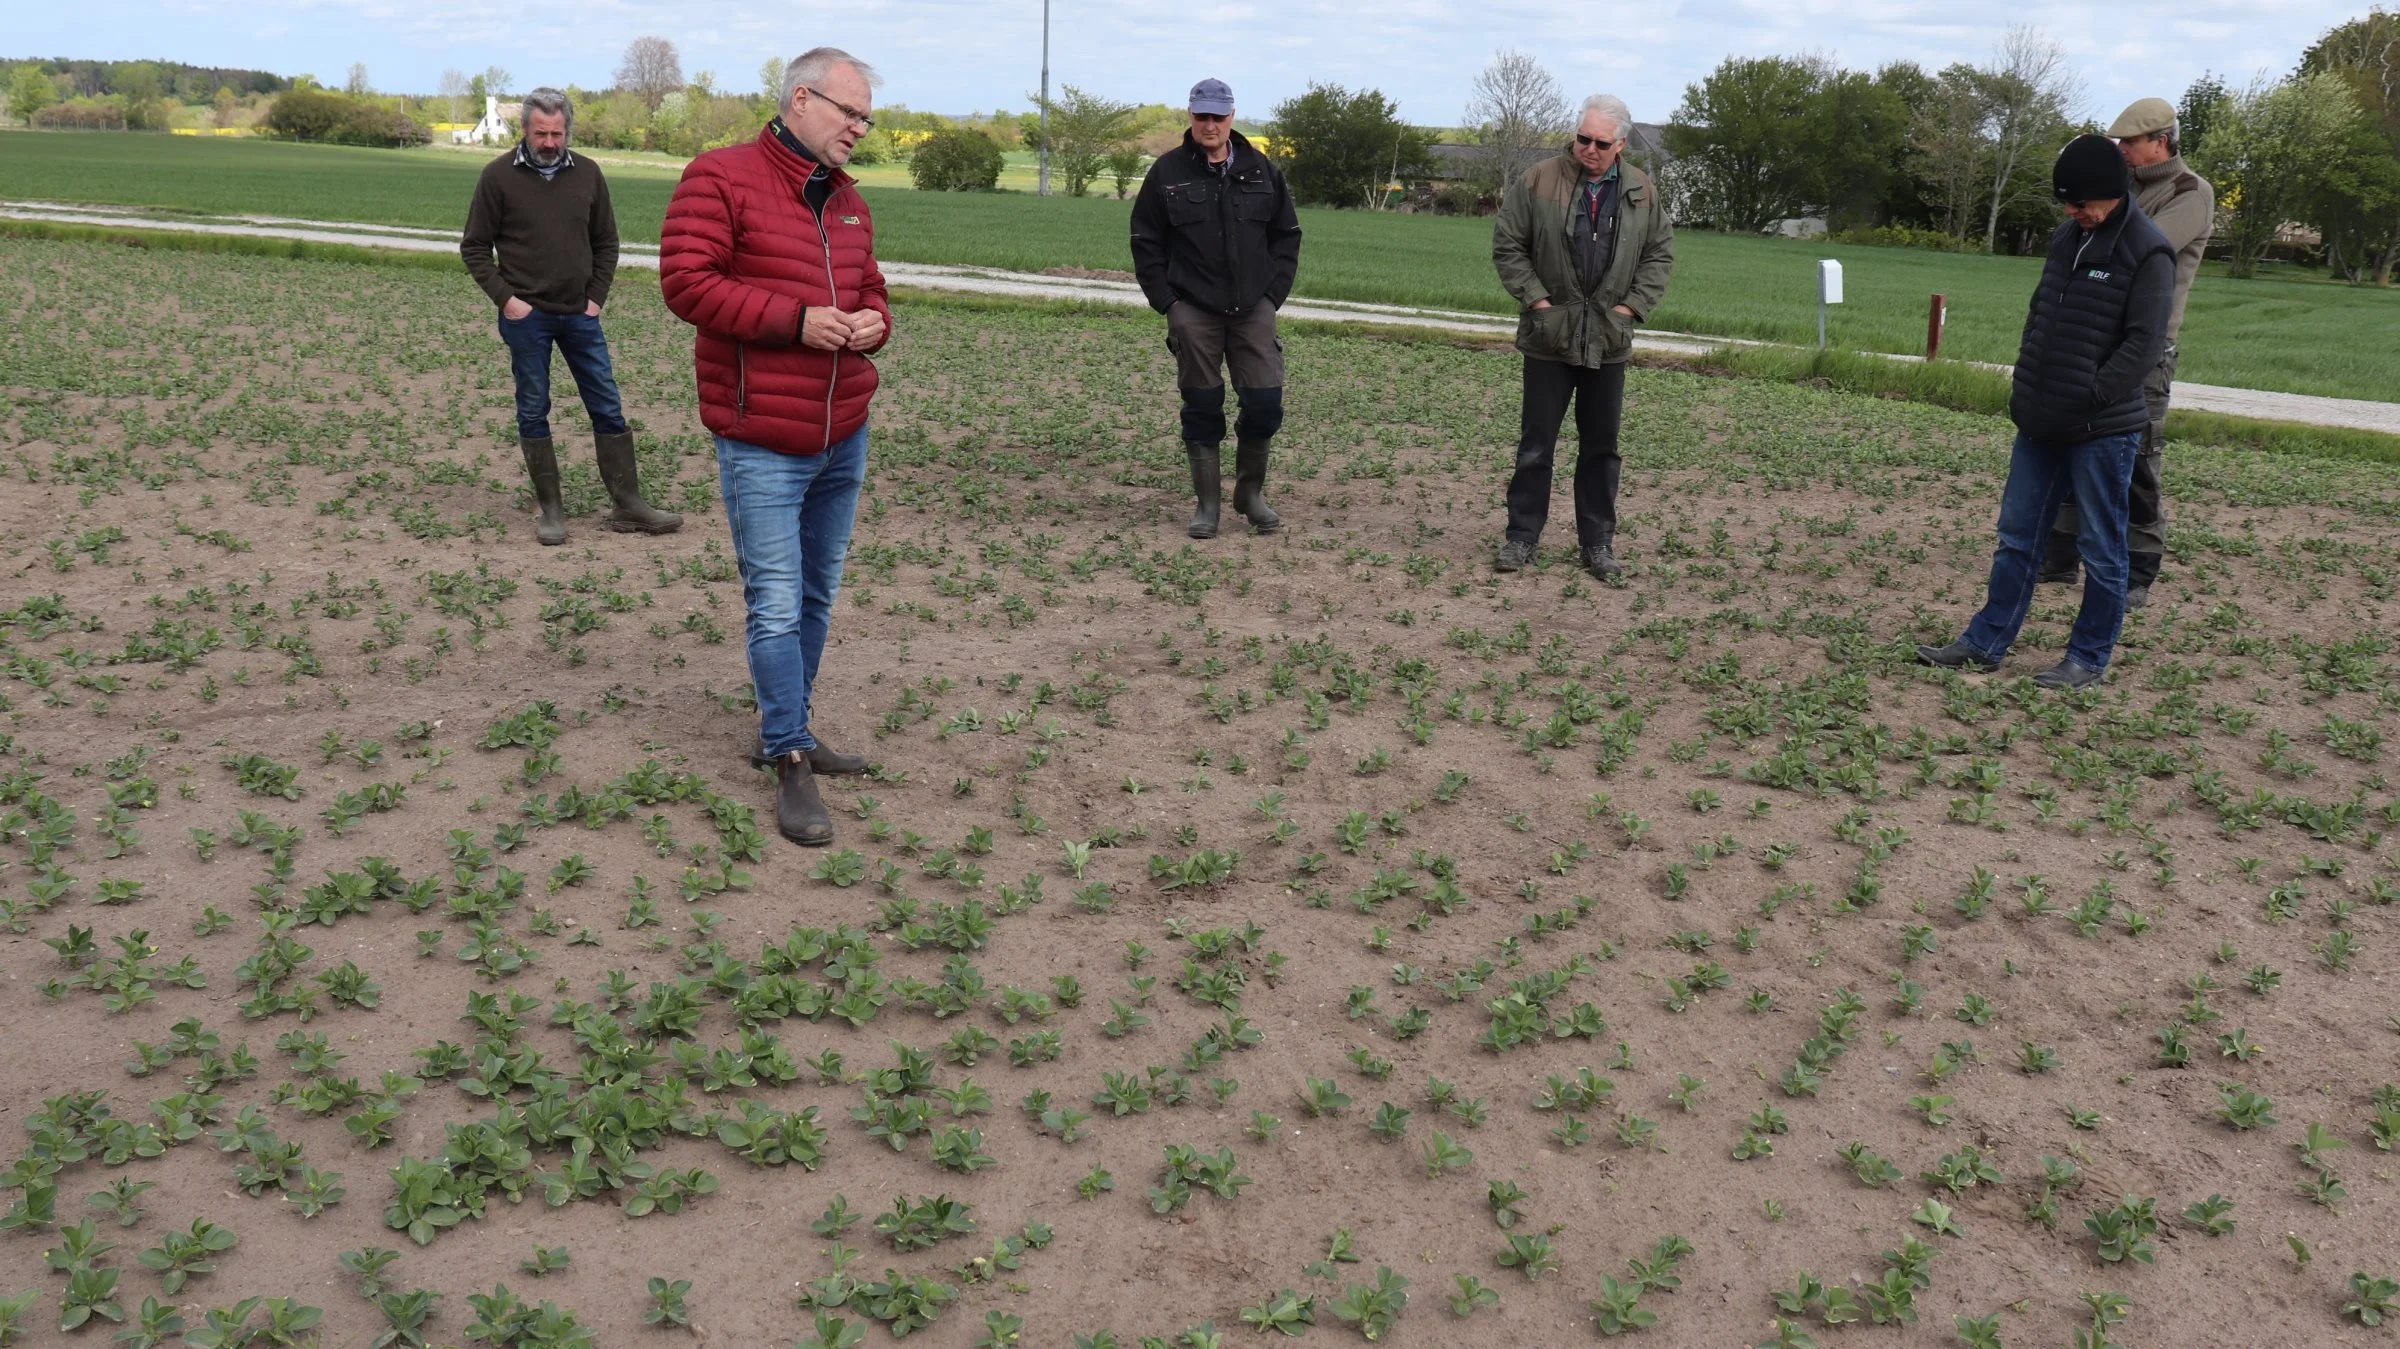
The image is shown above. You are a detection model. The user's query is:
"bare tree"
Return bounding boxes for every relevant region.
[617,36,683,111]
[1464,50,1570,192]
[344,63,371,97]
[1977,26,2082,251]
[482,65,513,101]
[439,69,470,125]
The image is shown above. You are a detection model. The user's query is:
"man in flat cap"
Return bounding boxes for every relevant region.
[1130,77,1303,538]
[1919,135,2174,690]
[2038,97,2214,609]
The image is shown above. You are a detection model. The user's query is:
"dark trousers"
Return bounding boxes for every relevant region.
[1505,357,1624,548]
[498,309,627,440]
[1167,301,1284,445]
[2045,347,2174,586]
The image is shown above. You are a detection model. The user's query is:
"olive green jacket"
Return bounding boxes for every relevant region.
[1492,152,1676,366]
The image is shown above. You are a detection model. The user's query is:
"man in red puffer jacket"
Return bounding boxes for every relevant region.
[660,46,892,849]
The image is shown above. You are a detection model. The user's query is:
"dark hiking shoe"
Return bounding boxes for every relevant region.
[754,743,870,776]
[1583,541,1623,580]
[1231,436,1282,533]
[2033,658,2106,691]
[1915,640,2000,673]
[594,432,683,534]
[1495,538,1536,572]
[2124,584,2150,611]
[775,754,834,847]
[1185,442,1221,539]
[520,436,567,546]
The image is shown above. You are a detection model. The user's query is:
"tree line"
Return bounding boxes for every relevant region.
[1649,15,2399,278]
[11,17,2395,283]
[4,58,286,131]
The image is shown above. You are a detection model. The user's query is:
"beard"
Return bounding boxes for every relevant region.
[528,142,564,167]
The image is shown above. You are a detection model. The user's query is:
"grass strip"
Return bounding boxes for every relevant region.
[1693,343,2400,468]
[0,217,466,273]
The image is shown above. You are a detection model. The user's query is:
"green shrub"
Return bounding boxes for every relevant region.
[911,127,1003,192]
[264,89,428,148]
[1826,222,1980,253]
[263,87,348,142]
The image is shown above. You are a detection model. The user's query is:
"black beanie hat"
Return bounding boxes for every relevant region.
[2053,134,2128,204]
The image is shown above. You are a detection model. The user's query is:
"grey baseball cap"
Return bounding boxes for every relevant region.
[1188,78,1234,115]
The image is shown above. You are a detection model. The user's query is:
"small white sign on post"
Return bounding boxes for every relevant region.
[1817,259,1844,349]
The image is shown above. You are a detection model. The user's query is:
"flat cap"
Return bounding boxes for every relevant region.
[2107,97,2176,139]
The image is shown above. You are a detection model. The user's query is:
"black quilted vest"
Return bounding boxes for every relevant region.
[2008,203,2174,446]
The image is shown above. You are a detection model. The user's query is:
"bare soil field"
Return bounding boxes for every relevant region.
[1,236,2398,1348]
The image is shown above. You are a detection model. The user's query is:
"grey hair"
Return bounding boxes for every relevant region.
[780,47,881,110]
[1578,93,1633,139]
[520,86,573,134]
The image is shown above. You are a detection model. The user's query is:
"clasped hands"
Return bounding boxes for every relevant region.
[802,307,888,352]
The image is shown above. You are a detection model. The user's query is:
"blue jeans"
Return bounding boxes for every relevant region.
[497,309,627,439]
[717,428,869,756]
[1960,430,2141,671]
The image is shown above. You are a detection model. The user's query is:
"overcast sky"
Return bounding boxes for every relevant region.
[15,0,2365,126]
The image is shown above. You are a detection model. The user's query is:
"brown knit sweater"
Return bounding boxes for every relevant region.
[459,150,620,313]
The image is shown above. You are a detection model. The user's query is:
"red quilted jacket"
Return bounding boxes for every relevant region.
[659,126,891,455]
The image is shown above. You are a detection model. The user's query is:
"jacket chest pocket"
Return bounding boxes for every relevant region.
[1165,184,1215,226]
[1230,181,1274,220]
[2068,267,2130,314]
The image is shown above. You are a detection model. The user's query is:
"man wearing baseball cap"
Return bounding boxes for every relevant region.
[1918,135,2174,690]
[1130,77,1303,538]
[2039,97,2215,608]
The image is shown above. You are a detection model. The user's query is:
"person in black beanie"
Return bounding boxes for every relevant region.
[1917,135,2174,690]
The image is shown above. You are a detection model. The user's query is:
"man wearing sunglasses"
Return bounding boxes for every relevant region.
[660,47,892,848]
[1491,94,1674,579]
[1918,136,2174,691]
[1130,77,1304,538]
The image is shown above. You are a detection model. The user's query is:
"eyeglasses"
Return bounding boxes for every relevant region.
[803,87,875,132]
[1574,134,1619,150]
[1191,112,1231,124]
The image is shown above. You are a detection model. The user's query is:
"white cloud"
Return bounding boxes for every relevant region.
[11,0,2357,125]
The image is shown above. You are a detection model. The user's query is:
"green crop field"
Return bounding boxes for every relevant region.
[6,130,2397,401]
[2,231,2399,1347]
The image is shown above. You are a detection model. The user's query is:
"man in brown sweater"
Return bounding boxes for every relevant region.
[2039,96,2214,608]
[460,86,679,545]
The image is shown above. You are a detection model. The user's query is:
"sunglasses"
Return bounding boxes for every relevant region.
[1191,112,1231,124]
[802,86,874,132]
[1575,134,1619,150]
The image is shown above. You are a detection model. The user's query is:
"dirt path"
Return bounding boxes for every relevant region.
[9,198,2396,435]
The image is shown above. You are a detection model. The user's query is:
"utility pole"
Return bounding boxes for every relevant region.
[1037,0,1052,196]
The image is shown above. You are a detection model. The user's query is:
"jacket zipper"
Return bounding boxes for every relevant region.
[2062,232,2094,304]
[735,343,747,416]
[817,187,841,451]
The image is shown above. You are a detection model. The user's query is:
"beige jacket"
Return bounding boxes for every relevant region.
[2133,154,2213,341]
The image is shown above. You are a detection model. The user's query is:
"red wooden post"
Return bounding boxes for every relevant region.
[1925,293,1947,362]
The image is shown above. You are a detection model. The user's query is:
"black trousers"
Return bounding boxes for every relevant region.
[2046,347,2174,586]
[1505,357,1624,547]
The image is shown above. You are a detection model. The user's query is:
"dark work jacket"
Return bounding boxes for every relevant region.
[1129,130,1302,317]
[2009,202,2175,446]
